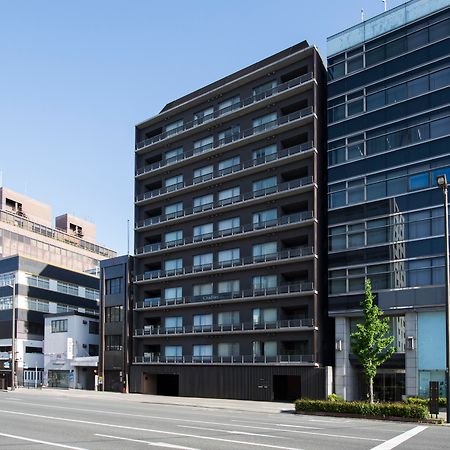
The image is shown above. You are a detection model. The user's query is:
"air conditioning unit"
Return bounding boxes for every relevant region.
[143,352,154,359]
[82,344,87,349]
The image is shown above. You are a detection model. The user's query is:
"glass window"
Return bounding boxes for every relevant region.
[348,142,365,160]
[165,316,182,330]
[193,194,213,211]
[253,177,277,194]
[347,98,364,116]
[253,308,277,324]
[409,259,431,286]
[430,68,450,91]
[218,248,240,265]
[253,209,278,226]
[407,75,428,97]
[218,156,240,173]
[366,46,384,67]
[193,344,213,357]
[348,267,365,292]
[165,175,183,188]
[252,275,277,289]
[408,211,430,239]
[348,223,364,248]
[105,335,122,351]
[217,280,240,294]
[367,218,388,245]
[194,107,214,125]
[328,146,346,165]
[347,55,363,73]
[431,208,444,236]
[253,145,277,162]
[432,257,445,285]
[218,187,240,205]
[253,113,277,132]
[105,306,123,323]
[347,178,365,204]
[386,83,407,104]
[407,28,428,50]
[218,217,240,234]
[252,80,277,99]
[165,287,182,300]
[328,62,345,80]
[165,345,182,357]
[387,170,407,196]
[193,283,213,296]
[329,104,345,123]
[193,165,213,182]
[409,173,429,191]
[51,319,68,333]
[193,314,213,328]
[193,253,213,268]
[165,147,184,163]
[430,117,450,138]
[218,126,240,145]
[252,242,277,258]
[329,269,346,294]
[218,96,240,114]
[218,342,239,357]
[165,202,183,217]
[193,223,213,240]
[429,19,450,41]
[329,226,346,251]
[165,258,183,272]
[193,136,214,154]
[366,90,385,111]
[164,119,183,136]
[106,278,121,295]
[164,230,183,244]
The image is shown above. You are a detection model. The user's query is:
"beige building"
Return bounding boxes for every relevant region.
[0,187,116,272]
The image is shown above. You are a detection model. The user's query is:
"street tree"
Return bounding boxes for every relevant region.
[350,279,395,404]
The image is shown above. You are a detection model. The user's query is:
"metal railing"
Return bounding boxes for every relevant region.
[134,247,314,282]
[135,282,314,309]
[136,176,314,229]
[135,73,314,151]
[134,354,315,364]
[0,210,115,258]
[134,318,314,337]
[136,141,314,199]
[135,211,314,255]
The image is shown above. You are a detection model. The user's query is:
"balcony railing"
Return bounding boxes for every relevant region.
[135,72,314,151]
[134,247,314,282]
[135,211,314,255]
[134,318,314,337]
[134,354,315,364]
[0,210,115,258]
[135,282,314,310]
[136,176,314,229]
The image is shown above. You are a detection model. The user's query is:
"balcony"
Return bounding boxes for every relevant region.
[135,73,314,153]
[135,282,315,310]
[134,354,316,365]
[134,247,315,283]
[134,318,315,338]
[136,176,314,230]
[135,211,314,256]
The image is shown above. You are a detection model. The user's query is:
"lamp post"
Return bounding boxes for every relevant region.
[437,174,450,423]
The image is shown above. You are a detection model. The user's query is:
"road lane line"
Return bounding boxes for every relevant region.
[96,434,199,449]
[232,419,323,429]
[370,426,428,450]
[0,431,88,450]
[177,425,289,438]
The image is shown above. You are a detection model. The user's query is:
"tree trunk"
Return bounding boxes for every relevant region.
[369,377,374,404]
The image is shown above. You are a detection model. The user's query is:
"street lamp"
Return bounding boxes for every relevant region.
[437,174,450,423]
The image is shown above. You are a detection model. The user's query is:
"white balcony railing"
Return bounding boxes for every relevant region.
[134,354,316,364]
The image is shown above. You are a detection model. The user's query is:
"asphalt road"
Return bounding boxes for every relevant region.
[0,389,448,449]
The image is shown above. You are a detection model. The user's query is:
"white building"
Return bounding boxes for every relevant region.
[44,312,99,389]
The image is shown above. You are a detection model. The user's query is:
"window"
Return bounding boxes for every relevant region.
[252,80,277,99]
[165,316,182,331]
[165,202,183,218]
[165,345,182,358]
[218,156,240,174]
[105,306,123,323]
[253,145,277,162]
[194,107,214,125]
[193,194,213,211]
[253,308,277,324]
[193,165,213,182]
[89,344,99,356]
[347,178,365,204]
[218,343,239,357]
[218,248,240,266]
[193,344,213,357]
[106,278,121,295]
[51,319,68,333]
[193,253,213,269]
[193,314,213,329]
[253,341,277,356]
[409,211,431,239]
[57,281,78,296]
[218,311,240,326]
[24,298,49,312]
[85,288,99,300]
[218,96,240,114]
[0,296,12,310]
[164,258,183,273]
[193,136,214,154]
[253,242,277,259]
[164,119,183,136]
[105,335,122,351]
[217,280,240,294]
[218,126,240,145]
[89,321,99,335]
[409,173,429,191]
[193,223,213,241]
[253,177,277,194]
[165,175,183,189]
[25,346,42,354]
[252,275,277,289]
[165,147,184,164]
[165,287,182,300]
[253,209,278,226]
[193,283,213,296]
[26,274,49,289]
[218,187,240,205]
[253,113,277,132]
[164,230,183,245]
[218,217,240,234]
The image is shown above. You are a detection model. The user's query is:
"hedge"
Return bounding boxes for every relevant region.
[405,397,447,408]
[294,399,428,419]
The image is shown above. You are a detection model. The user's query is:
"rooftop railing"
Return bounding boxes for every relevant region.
[0,210,115,258]
[134,247,314,283]
[136,176,314,229]
[136,72,314,151]
[134,354,316,364]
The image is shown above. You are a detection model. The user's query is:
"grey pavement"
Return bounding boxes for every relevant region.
[0,388,448,449]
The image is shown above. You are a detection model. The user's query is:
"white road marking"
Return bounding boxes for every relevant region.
[370,426,427,450]
[0,431,88,449]
[177,425,288,438]
[231,419,321,429]
[96,433,199,449]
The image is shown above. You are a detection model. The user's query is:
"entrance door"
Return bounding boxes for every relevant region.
[273,375,301,401]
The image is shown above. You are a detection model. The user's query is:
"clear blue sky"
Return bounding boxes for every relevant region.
[0,0,405,255]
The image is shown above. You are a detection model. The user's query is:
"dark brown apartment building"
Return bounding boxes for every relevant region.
[131,41,329,401]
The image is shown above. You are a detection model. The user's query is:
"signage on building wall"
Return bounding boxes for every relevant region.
[67,338,73,360]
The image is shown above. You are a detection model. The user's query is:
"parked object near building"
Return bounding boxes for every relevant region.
[327,0,450,401]
[131,41,330,401]
[44,312,99,389]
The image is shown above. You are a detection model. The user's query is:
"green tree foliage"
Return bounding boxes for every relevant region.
[351,279,395,403]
